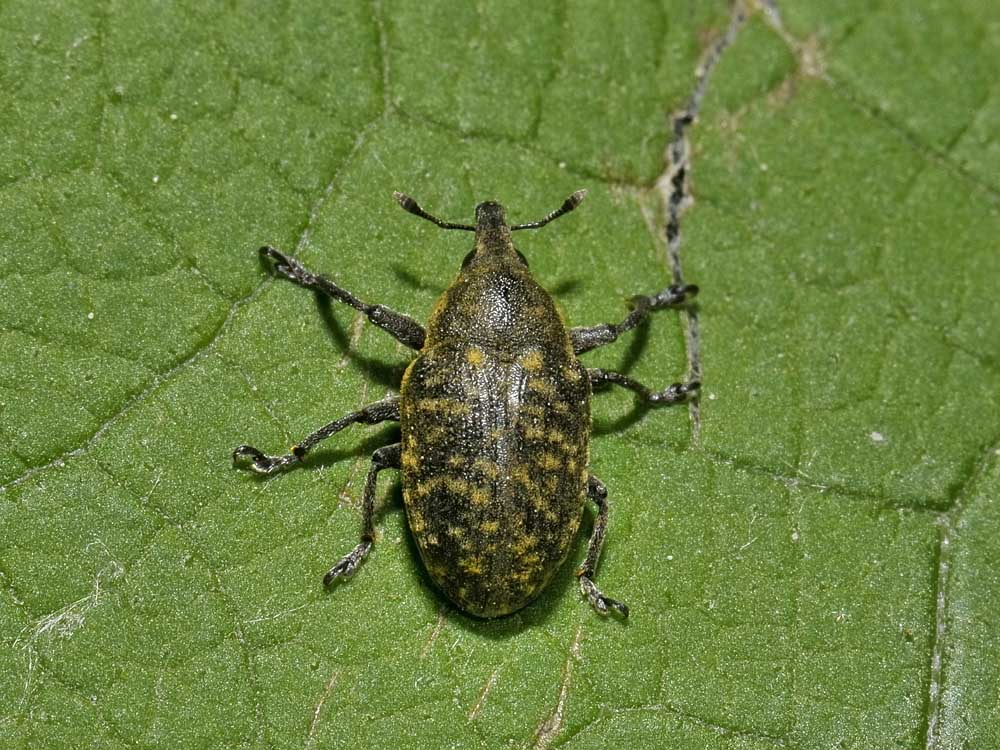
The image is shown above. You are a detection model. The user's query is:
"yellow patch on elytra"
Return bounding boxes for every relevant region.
[552,401,570,415]
[447,454,464,469]
[465,346,486,367]
[459,556,484,575]
[420,369,450,389]
[480,520,500,534]
[444,476,471,495]
[470,486,490,506]
[446,525,464,538]
[528,377,557,397]
[409,511,426,533]
[511,535,538,556]
[416,398,470,416]
[472,458,500,479]
[537,452,562,471]
[423,425,447,445]
[562,365,582,382]
[519,552,541,566]
[511,465,533,486]
[560,440,578,456]
[524,424,546,440]
[518,350,544,372]
[413,475,444,498]
[402,450,420,470]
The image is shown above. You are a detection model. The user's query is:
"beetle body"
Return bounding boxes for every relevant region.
[400,202,589,616]
[234,191,698,618]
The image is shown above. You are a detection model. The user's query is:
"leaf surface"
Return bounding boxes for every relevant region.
[1,2,997,748]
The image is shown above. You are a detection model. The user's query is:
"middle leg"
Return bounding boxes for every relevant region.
[571,283,697,355]
[588,368,699,405]
[233,397,400,474]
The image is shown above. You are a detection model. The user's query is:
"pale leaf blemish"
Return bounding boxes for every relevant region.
[420,606,447,658]
[739,510,760,552]
[15,552,124,709]
[534,625,583,749]
[335,313,367,371]
[306,670,339,747]
[25,560,123,641]
[754,0,827,78]
[245,602,308,626]
[870,431,887,444]
[467,666,500,721]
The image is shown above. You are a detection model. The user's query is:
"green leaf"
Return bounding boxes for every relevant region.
[2,1,997,748]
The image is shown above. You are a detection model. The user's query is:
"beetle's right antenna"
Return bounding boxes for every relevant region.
[511,190,587,231]
[394,192,476,231]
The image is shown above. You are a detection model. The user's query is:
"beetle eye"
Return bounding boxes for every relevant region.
[461,249,476,268]
[515,250,529,267]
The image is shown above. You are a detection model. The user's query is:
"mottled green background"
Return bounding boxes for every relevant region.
[1,1,998,748]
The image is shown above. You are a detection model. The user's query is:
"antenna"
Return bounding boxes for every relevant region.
[393,192,475,231]
[511,190,587,231]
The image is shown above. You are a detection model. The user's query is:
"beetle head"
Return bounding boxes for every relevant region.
[473,201,515,260]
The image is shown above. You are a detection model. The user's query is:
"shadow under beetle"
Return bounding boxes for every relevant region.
[234,190,698,618]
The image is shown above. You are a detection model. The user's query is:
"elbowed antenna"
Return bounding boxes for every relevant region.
[393,192,476,231]
[393,189,587,232]
[511,189,587,231]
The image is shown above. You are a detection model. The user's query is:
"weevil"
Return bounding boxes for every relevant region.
[233,190,698,618]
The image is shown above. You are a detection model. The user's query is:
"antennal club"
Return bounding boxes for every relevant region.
[393,192,475,231]
[511,189,587,231]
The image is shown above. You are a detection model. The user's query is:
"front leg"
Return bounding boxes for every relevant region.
[571,283,697,355]
[233,397,400,474]
[260,246,426,351]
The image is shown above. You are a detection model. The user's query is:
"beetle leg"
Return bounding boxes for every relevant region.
[577,475,629,618]
[323,442,401,585]
[259,246,426,350]
[588,368,699,405]
[570,283,698,355]
[233,397,400,474]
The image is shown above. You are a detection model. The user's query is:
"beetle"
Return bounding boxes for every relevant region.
[233,190,698,618]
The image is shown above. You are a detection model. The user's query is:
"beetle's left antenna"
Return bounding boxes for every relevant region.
[394,192,476,231]
[511,190,587,231]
